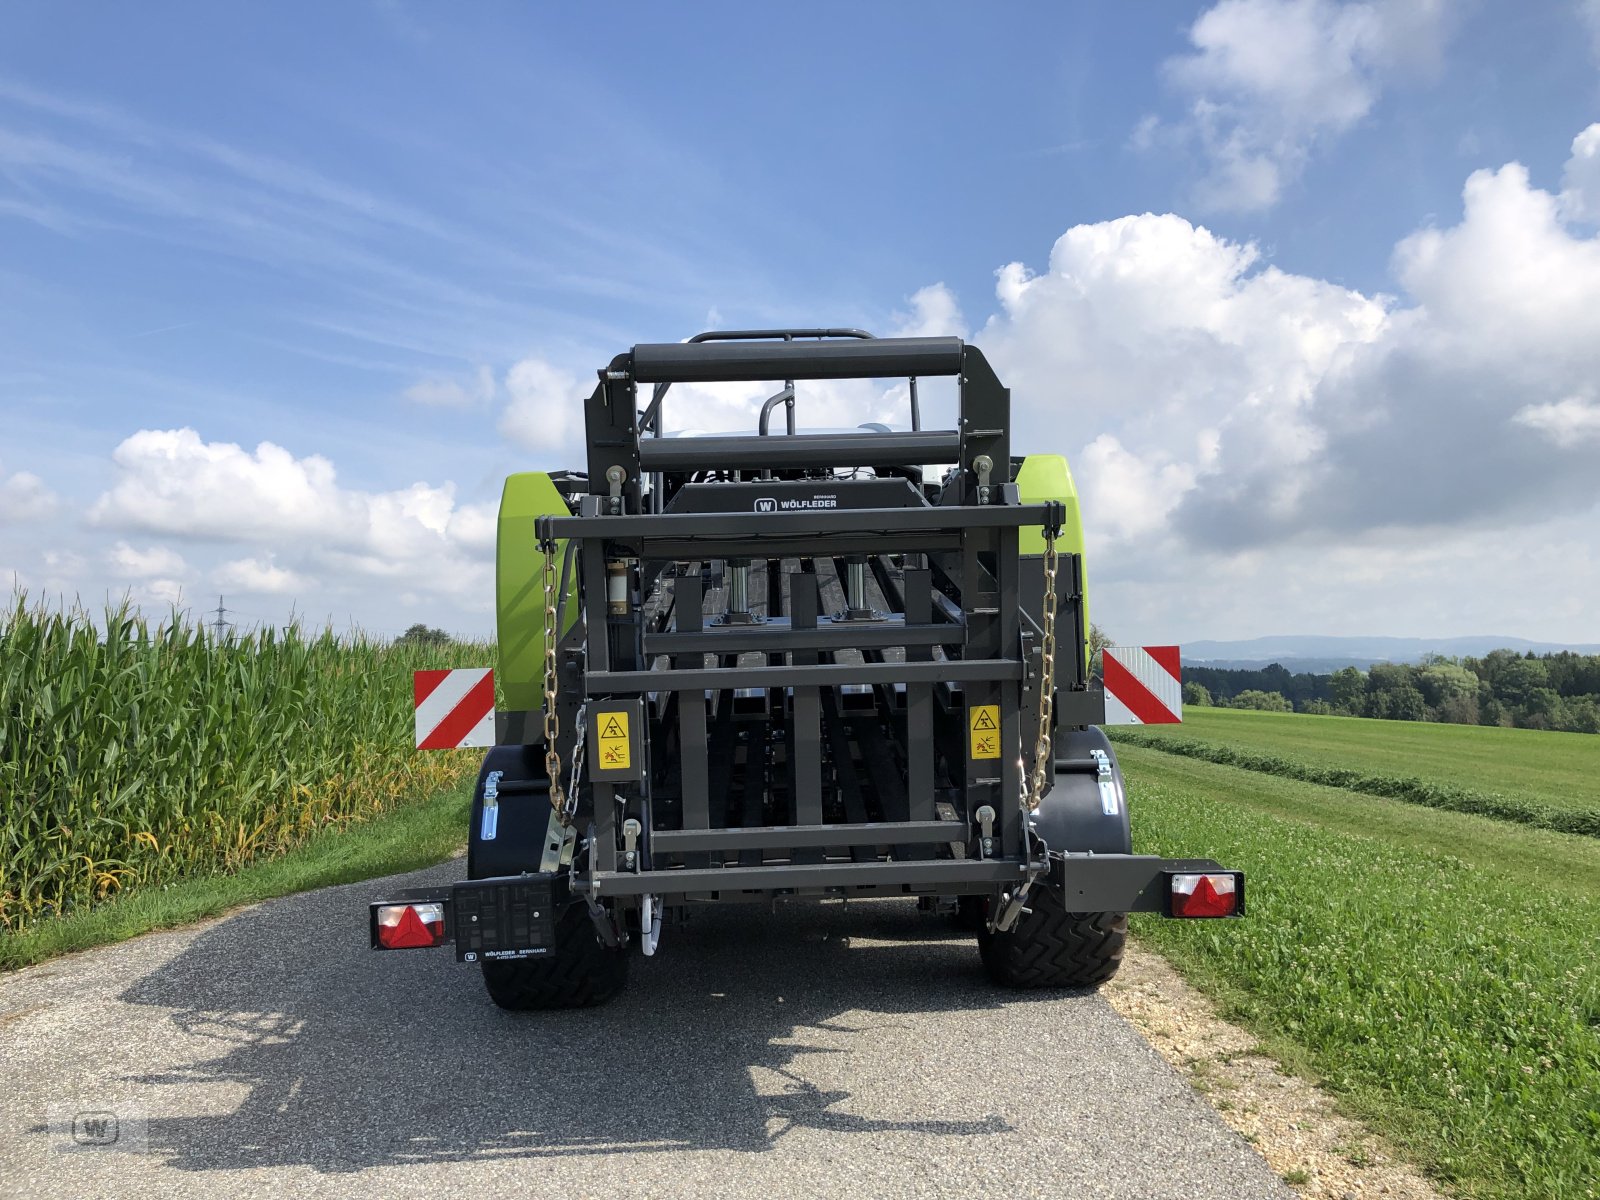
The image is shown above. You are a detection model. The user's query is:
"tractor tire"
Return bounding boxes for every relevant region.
[480,899,628,1010]
[977,886,1127,989]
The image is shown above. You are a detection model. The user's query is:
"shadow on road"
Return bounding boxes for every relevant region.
[118,873,1035,1174]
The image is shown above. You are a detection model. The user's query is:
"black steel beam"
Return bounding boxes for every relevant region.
[587,658,1024,695]
[589,857,1027,896]
[586,853,1230,909]
[673,570,710,852]
[639,533,962,560]
[789,573,824,840]
[630,336,963,383]
[903,567,936,854]
[650,820,960,852]
[545,502,1055,543]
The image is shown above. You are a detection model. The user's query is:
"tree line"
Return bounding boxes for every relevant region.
[1181,651,1600,734]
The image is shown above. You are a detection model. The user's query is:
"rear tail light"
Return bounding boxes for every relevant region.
[1169,872,1241,918]
[374,902,448,949]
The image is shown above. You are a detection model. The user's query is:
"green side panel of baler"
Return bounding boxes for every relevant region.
[1016,453,1091,673]
[497,472,576,714]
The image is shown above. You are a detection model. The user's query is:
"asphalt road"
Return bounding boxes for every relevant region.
[1,862,1291,1200]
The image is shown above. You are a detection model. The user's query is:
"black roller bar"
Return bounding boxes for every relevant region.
[637,429,962,472]
[626,335,963,383]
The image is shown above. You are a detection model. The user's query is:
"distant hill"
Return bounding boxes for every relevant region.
[1183,635,1600,670]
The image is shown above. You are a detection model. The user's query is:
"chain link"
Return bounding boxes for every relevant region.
[1026,526,1060,812]
[541,543,570,821]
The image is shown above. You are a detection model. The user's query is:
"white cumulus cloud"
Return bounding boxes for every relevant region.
[499,358,587,460]
[0,462,59,523]
[976,136,1600,555]
[107,540,187,578]
[1514,396,1600,448]
[950,127,1600,640]
[214,555,312,595]
[1560,123,1600,224]
[87,428,496,605]
[1149,0,1453,211]
[978,209,1387,547]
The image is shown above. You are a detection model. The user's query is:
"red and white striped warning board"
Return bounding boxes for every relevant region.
[1103,646,1183,725]
[414,668,496,749]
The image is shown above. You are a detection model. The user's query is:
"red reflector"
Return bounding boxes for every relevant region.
[1170,873,1238,918]
[376,902,447,949]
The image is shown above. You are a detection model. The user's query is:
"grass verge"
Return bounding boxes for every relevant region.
[1123,706,1599,815]
[1108,727,1600,838]
[1121,744,1600,1200]
[0,780,472,972]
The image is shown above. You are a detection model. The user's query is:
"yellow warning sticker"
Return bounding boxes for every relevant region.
[597,710,631,771]
[969,705,1000,759]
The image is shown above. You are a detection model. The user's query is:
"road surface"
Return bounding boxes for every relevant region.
[1,861,1291,1199]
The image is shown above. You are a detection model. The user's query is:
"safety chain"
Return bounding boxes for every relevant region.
[1025,524,1060,812]
[540,542,571,822]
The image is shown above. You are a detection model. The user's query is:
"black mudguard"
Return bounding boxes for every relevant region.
[1029,727,1132,855]
[466,744,556,880]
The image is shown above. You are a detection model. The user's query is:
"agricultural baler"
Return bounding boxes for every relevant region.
[371,329,1242,1008]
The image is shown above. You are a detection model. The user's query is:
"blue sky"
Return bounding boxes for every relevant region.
[3,1,1600,643]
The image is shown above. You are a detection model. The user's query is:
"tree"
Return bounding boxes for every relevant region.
[1562,696,1600,734]
[1367,683,1428,722]
[1088,623,1111,679]
[1329,666,1366,714]
[1495,657,1550,706]
[397,623,451,647]
[1435,692,1480,726]
[1418,662,1478,710]
[1518,687,1567,732]
[1182,681,1212,707]
[1230,689,1292,712]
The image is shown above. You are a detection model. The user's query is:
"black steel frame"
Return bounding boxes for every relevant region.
[540,332,1078,901]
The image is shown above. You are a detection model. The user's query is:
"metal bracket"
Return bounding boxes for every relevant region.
[479,770,503,841]
[975,804,996,859]
[537,809,566,873]
[622,817,642,872]
[605,465,626,515]
[1090,748,1119,816]
[973,454,993,505]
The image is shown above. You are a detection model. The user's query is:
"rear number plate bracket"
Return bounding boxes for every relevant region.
[452,875,560,962]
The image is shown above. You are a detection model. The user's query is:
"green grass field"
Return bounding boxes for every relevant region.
[1133,706,1600,813]
[1120,719,1600,1200]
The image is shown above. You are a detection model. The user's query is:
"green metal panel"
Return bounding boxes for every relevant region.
[497,472,575,714]
[1016,453,1091,671]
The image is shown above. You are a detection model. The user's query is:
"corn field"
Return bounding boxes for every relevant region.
[0,597,489,933]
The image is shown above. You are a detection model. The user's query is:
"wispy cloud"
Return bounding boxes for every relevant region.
[1138,0,1456,212]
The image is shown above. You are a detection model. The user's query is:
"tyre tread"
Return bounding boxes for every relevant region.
[978,891,1127,988]
[480,901,627,1010]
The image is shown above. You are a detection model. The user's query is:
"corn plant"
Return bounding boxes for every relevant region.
[0,595,487,932]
